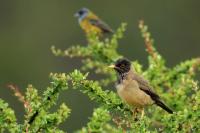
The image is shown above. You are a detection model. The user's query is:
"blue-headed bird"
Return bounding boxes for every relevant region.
[74,8,113,36]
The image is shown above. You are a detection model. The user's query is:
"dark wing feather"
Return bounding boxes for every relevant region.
[132,73,160,100]
[89,19,114,33]
[133,73,173,113]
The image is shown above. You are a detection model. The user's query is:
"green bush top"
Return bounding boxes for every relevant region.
[1,21,200,133]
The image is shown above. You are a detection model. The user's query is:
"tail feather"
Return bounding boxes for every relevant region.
[155,100,173,114]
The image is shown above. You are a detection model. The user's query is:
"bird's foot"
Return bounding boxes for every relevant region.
[141,108,145,119]
[132,108,145,120]
[132,108,140,121]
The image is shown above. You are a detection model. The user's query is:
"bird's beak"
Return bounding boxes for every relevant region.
[74,13,79,17]
[108,64,115,69]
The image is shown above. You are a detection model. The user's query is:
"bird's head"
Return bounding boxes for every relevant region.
[109,58,131,74]
[74,8,89,21]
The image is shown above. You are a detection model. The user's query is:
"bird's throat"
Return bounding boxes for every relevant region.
[117,72,128,84]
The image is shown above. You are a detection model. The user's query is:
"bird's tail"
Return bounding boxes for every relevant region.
[155,100,173,114]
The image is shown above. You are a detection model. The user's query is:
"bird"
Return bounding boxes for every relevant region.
[109,58,173,118]
[74,8,113,36]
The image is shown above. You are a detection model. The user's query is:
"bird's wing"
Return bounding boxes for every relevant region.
[89,19,114,33]
[132,73,173,113]
[132,73,160,100]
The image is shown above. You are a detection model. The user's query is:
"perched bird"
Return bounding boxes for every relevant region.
[74,8,113,36]
[109,58,173,117]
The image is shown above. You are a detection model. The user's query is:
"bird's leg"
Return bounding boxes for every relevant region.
[141,108,145,118]
[132,108,139,121]
[132,108,145,119]
[132,108,136,117]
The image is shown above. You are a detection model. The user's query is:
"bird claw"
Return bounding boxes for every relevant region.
[132,108,145,120]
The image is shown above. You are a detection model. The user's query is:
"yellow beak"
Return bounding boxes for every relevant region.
[108,64,115,68]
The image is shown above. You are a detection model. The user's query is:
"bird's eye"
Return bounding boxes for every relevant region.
[121,64,125,68]
[79,10,84,15]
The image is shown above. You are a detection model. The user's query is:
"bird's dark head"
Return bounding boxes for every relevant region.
[74,8,89,21]
[109,58,131,74]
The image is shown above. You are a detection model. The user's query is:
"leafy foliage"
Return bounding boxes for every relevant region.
[0,21,200,132]
[0,99,19,133]
[1,73,70,132]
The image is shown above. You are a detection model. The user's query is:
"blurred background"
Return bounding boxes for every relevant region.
[0,0,200,132]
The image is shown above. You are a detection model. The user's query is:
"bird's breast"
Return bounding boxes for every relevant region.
[116,80,152,107]
[80,19,102,34]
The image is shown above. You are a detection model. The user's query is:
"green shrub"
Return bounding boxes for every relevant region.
[0,21,199,132]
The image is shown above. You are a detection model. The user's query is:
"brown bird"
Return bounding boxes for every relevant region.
[109,58,173,117]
